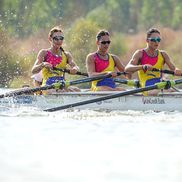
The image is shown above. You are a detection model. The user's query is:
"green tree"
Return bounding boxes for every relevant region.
[172,2,182,29]
[110,32,128,58]
[106,0,131,33]
[0,28,24,87]
[129,0,143,33]
[86,5,111,30]
[65,18,100,72]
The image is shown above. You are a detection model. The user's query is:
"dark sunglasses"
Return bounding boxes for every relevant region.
[100,40,111,45]
[148,37,161,42]
[53,36,64,41]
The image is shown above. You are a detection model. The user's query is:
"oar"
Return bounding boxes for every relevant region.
[53,67,88,76]
[114,78,140,88]
[0,72,126,98]
[44,79,182,112]
[54,67,137,87]
[0,82,64,98]
[64,72,127,87]
[152,68,182,76]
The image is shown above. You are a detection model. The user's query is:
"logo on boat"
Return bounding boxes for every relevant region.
[96,100,112,105]
[0,96,33,104]
[142,97,165,104]
[13,96,33,104]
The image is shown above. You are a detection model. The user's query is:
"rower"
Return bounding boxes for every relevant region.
[31,25,80,94]
[125,27,182,95]
[86,29,131,91]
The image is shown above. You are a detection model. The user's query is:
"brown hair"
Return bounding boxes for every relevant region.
[146,28,160,38]
[48,26,63,38]
[48,26,65,52]
[96,29,110,41]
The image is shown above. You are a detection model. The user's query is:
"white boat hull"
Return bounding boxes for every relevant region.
[0,91,182,112]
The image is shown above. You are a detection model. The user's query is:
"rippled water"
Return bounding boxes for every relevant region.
[0,107,182,182]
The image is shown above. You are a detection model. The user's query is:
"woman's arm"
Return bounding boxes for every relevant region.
[125,50,143,72]
[66,51,79,74]
[162,50,182,76]
[31,49,51,74]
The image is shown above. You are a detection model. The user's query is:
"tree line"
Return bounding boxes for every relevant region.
[0,0,182,87]
[1,0,182,38]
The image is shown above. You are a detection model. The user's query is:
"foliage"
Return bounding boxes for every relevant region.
[65,19,100,72]
[1,0,182,87]
[172,3,182,29]
[0,28,25,87]
[1,0,182,37]
[86,5,111,30]
[109,32,128,57]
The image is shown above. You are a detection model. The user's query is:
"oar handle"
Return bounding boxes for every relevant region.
[53,67,88,76]
[114,78,140,88]
[152,68,177,75]
[53,67,129,78]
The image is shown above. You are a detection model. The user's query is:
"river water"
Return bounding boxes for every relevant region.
[0,106,182,182]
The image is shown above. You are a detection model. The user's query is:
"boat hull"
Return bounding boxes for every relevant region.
[0,91,182,112]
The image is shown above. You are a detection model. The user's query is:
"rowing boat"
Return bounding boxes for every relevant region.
[0,90,182,112]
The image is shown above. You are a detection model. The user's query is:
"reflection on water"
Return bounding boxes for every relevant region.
[0,108,182,182]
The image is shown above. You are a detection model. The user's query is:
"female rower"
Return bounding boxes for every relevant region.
[86,29,131,91]
[125,27,182,95]
[31,25,80,94]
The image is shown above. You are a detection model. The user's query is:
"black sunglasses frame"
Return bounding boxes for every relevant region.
[100,41,111,45]
[53,36,64,41]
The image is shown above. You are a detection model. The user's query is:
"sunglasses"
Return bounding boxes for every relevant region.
[148,37,161,42]
[53,36,64,41]
[100,40,111,45]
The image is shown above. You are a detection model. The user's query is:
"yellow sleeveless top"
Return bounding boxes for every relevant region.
[91,53,115,91]
[42,50,68,86]
[138,50,164,88]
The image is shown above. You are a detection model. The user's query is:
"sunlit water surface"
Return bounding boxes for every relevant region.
[0,106,182,182]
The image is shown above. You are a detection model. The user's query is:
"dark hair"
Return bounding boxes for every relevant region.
[96,30,110,40]
[146,28,160,38]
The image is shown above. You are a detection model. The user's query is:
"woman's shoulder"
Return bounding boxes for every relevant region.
[87,52,97,58]
[108,54,118,62]
[131,49,144,58]
[135,49,144,54]
[158,49,168,59]
[38,48,50,55]
[109,53,118,59]
[86,52,97,63]
[158,49,167,54]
